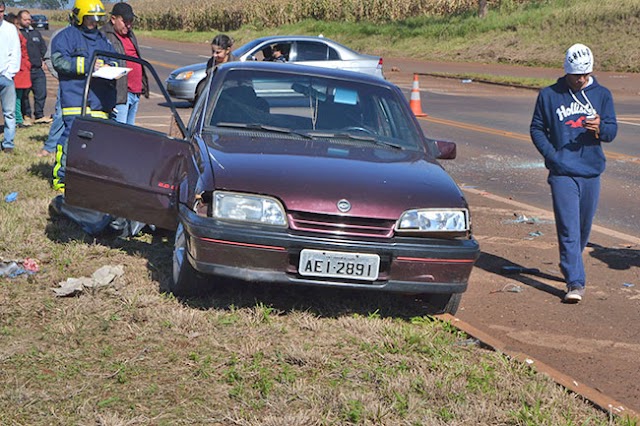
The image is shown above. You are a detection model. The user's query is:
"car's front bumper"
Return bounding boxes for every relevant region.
[179,205,479,294]
[165,79,196,101]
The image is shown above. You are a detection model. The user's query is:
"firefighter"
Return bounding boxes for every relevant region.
[50,0,116,191]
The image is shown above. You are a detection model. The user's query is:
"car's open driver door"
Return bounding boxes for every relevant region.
[64,51,191,230]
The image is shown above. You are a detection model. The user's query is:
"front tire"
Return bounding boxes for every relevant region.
[170,223,203,296]
[426,293,462,315]
[193,80,206,105]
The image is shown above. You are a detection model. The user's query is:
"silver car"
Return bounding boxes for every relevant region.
[165,35,385,102]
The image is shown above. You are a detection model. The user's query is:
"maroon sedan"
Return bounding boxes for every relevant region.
[65,60,479,314]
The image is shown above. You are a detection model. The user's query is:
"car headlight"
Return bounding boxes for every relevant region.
[213,191,287,226]
[396,209,469,233]
[174,71,194,80]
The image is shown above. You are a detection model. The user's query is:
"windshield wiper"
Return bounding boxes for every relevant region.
[215,122,315,139]
[307,130,404,150]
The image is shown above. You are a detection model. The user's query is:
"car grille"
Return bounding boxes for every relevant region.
[288,211,396,238]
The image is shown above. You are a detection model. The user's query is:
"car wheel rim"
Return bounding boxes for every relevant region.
[173,223,186,285]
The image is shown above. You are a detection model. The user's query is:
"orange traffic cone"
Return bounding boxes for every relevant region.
[409,73,428,117]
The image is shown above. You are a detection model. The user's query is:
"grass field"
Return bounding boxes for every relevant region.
[1,124,637,424]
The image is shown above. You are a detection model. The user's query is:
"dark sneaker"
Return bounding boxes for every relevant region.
[564,286,585,303]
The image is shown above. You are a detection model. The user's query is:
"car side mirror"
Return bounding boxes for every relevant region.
[435,140,457,160]
[247,55,257,61]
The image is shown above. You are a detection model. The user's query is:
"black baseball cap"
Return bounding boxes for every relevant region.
[111,2,136,22]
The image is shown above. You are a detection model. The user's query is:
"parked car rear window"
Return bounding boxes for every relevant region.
[296,42,337,61]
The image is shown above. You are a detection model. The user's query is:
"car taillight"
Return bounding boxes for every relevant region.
[377,58,383,69]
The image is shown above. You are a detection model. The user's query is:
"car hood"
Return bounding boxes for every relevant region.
[204,134,467,219]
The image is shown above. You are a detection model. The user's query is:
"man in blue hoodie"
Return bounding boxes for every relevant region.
[530,43,617,303]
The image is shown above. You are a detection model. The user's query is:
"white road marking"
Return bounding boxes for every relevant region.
[133,115,173,119]
[146,91,165,99]
[134,123,169,128]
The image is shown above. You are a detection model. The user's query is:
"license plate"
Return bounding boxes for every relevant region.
[298,249,380,281]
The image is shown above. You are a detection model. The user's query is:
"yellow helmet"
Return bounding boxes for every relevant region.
[71,0,106,26]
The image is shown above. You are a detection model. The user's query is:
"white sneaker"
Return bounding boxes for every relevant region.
[564,286,585,303]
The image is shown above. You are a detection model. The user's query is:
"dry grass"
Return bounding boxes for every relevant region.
[1,127,636,425]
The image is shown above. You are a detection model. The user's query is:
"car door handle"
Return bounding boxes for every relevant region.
[77,130,94,140]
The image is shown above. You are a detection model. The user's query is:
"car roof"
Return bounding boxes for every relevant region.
[243,35,343,44]
[233,35,367,57]
[215,60,390,85]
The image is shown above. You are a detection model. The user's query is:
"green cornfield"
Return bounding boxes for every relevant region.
[54,0,529,32]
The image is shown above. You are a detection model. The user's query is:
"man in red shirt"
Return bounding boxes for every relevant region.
[101,2,147,124]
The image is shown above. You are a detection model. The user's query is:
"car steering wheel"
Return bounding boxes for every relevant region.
[342,126,375,135]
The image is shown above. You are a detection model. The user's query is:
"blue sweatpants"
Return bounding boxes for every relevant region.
[548,174,600,288]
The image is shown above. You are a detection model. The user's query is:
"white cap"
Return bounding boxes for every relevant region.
[564,43,593,74]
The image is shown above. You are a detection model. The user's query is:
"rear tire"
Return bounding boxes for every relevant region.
[170,223,204,297]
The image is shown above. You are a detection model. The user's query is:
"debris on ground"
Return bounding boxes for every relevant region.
[500,265,540,275]
[491,283,524,294]
[503,213,554,225]
[4,192,18,203]
[455,338,480,347]
[526,230,544,239]
[0,258,39,278]
[622,283,635,288]
[53,264,124,297]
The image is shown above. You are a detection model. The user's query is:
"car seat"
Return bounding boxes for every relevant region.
[211,85,270,125]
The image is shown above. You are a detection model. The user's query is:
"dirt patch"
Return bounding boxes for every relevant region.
[457,188,640,414]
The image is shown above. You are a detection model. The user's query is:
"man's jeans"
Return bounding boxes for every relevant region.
[43,89,63,153]
[22,67,47,119]
[113,92,140,125]
[0,76,17,150]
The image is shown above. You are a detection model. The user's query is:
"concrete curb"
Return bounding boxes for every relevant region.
[416,72,541,92]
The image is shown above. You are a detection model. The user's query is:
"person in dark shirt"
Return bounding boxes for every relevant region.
[271,44,288,62]
[17,9,51,125]
[195,34,237,102]
[101,2,148,125]
[205,34,237,74]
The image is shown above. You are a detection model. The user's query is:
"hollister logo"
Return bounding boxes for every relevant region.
[556,102,592,121]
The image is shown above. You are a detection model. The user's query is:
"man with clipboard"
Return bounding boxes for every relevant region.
[101,2,148,125]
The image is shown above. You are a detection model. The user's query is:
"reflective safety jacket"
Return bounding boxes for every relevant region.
[51,25,117,119]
